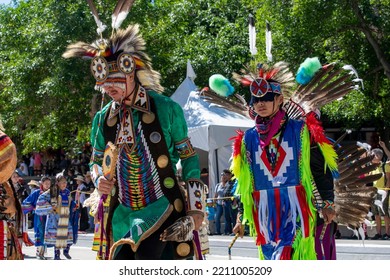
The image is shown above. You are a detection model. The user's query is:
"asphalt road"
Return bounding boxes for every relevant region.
[21,230,390,260]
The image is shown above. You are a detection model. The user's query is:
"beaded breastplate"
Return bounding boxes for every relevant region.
[117,121,163,210]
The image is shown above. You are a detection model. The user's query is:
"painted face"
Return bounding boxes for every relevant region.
[41,179,51,191]
[92,53,137,103]
[102,83,127,102]
[102,73,135,103]
[252,94,283,118]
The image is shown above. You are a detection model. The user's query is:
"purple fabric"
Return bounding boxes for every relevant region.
[315,223,337,260]
[98,194,108,258]
[256,110,286,149]
[192,230,203,260]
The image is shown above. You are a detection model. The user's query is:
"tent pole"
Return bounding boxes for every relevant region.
[215,148,220,183]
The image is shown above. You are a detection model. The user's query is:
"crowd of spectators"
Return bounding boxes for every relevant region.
[16,142,93,178]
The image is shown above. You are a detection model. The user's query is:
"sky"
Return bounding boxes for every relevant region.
[0,0,12,5]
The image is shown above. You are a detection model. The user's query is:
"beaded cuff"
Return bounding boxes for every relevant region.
[91,147,104,165]
[186,178,205,216]
[175,138,196,160]
[323,200,335,210]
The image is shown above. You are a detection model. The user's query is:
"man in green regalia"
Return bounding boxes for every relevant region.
[62,2,205,260]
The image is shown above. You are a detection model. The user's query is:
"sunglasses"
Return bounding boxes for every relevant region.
[251,92,279,103]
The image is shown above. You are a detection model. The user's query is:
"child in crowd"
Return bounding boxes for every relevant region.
[206,198,216,235]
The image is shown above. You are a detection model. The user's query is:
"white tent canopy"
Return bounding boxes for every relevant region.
[171,62,253,193]
[184,91,253,193]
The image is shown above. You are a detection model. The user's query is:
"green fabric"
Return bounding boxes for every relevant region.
[294,125,317,259]
[112,196,170,244]
[89,90,200,180]
[233,137,255,236]
[292,230,317,260]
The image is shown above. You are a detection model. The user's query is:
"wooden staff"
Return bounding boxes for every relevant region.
[228,232,240,260]
[319,223,328,260]
[208,196,235,201]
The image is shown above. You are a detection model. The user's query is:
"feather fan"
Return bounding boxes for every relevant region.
[160,216,194,242]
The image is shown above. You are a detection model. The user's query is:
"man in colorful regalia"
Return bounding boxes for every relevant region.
[62,2,205,259]
[230,62,336,260]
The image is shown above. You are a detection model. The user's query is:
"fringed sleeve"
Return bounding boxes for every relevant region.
[230,130,255,235]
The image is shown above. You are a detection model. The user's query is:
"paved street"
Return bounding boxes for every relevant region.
[21,230,390,260]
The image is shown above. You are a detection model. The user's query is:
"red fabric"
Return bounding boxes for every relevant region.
[295,186,310,238]
[22,232,34,247]
[280,246,292,260]
[274,188,281,241]
[252,191,265,245]
[0,221,5,260]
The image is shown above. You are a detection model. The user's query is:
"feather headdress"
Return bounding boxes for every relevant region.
[233,61,295,99]
[62,0,163,93]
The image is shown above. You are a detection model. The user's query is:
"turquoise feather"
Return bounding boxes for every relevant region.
[209,74,235,97]
[296,57,322,85]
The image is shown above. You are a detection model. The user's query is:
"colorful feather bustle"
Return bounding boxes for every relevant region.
[295,57,322,85]
[305,112,339,178]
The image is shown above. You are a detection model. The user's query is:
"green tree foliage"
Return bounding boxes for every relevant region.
[253,0,390,137]
[0,0,253,154]
[1,0,389,154]
[0,0,97,153]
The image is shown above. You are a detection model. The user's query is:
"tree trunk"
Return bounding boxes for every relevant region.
[350,1,390,80]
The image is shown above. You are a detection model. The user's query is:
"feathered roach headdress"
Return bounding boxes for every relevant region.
[62,0,163,93]
[233,61,295,99]
[232,61,295,119]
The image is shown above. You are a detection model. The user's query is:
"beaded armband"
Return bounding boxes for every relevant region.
[323,200,335,210]
[175,138,196,160]
[185,178,205,217]
[91,147,104,166]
